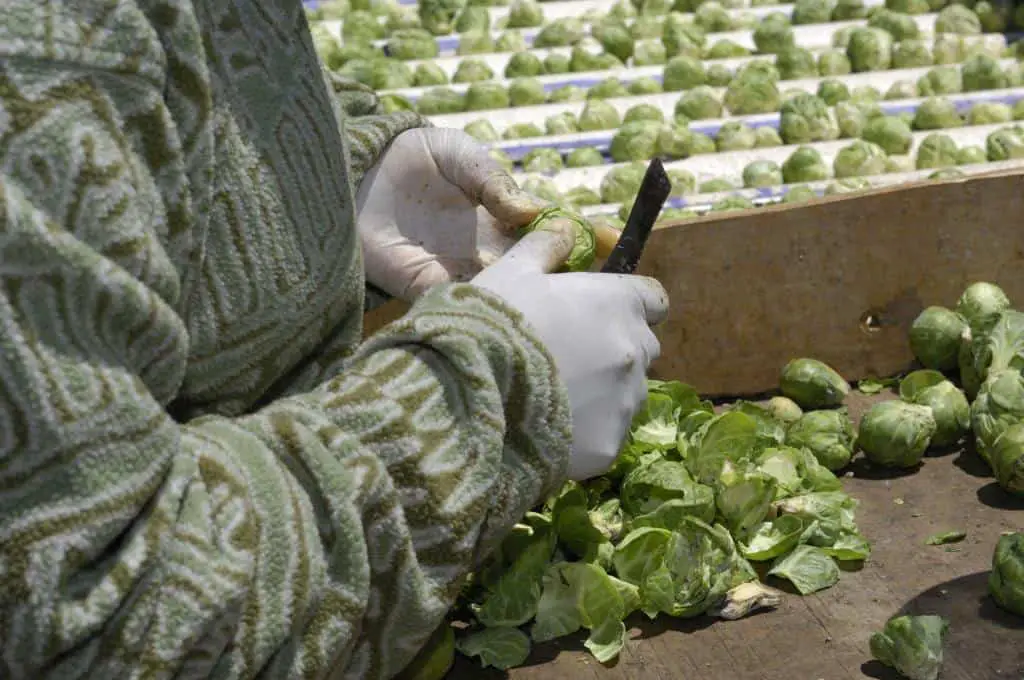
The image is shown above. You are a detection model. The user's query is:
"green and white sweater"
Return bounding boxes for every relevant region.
[0,1,571,678]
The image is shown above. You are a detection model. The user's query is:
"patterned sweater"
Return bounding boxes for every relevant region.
[0,1,571,678]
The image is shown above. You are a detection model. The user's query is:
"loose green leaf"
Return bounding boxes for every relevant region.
[925,530,967,545]
[457,627,531,670]
[767,545,840,595]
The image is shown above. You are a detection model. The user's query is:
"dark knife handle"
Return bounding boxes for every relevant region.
[601,158,672,275]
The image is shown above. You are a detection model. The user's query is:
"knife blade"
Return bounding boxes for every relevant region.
[600,158,672,275]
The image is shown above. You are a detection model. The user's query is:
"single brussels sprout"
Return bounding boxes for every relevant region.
[833,0,867,19]
[885,80,919,100]
[692,1,731,31]
[706,39,751,59]
[792,0,835,24]
[578,100,622,132]
[972,370,1024,463]
[488,148,514,172]
[358,59,414,90]
[495,30,527,52]
[862,116,914,155]
[967,102,1013,126]
[417,87,467,115]
[916,133,959,170]
[502,122,544,139]
[836,101,868,138]
[976,0,1010,32]
[962,53,1009,92]
[464,119,500,141]
[782,186,819,203]
[868,9,921,41]
[716,121,757,151]
[817,50,852,77]
[456,31,495,55]
[592,17,635,62]
[847,27,894,72]
[622,104,664,126]
[909,379,971,447]
[504,52,543,78]
[780,358,851,409]
[779,94,840,144]
[660,169,695,198]
[600,161,647,203]
[736,59,781,83]
[772,47,816,80]
[519,206,596,272]
[634,39,668,65]
[724,75,781,115]
[508,77,547,107]
[676,86,723,120]
[783,146,831,183]
[627,79,663,98]
[343,10,387,44]
[608,0,638,20]
[753,13,795,55]
[710,195,755,213]
[610,121,662,162]
[566,147,605,168]
[629,16,662,40]
[986,127,1024,161]
[655,125,691,158]
[743,159,784,188]
[851,85,883,104]
[932,33,964,65]
[767,396,804,423]
[916,66,963,96]
[533,17,585,47]
[908,307,968,371]
[885,154,916,173]
[957,282,1011,336]
[935,3,982,34]
[706,64,734,87]
[700,178,737,193]
[454,6,490,32]
[413,63,450,87]
[870,615,949,680]
[386,4,423,32]
[520,174,562,203]
[521,147,564,175]
[540,112,576,138]
[751,126,782,148]
[824,177,872,195]
[588,78,629,100]
[639,0,673,15]
[543,52,571,74]
[662,13,707,58]
[859,401,936,468]
[913,97,963,130]
[663,55,707,91]
[811,78,848,101]
[891,39,933,69]
[951,145,985,166]
[786,409,856,470]
[834,140,888,178]
[547,84,585,102]
[989,532,1024,615]
[464,82,509,111]
[452,58,494,83]
[418,0,465,35]
[657,207,699,224]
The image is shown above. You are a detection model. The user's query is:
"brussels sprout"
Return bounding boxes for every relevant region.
[916,66,962,96]
[667,168,697,196]
[913,98,963,130]
[600,161,647,203]
[452,58,493,83]
[986,127,1024,161]
[976,0,1010,32]
[464,119,500,142]
[707,39,751,59]
[859,401,936,468]
[629,77,664,95]
[847,27,894,72]
[885,80,919,100]
[639,0,673,15]
[588,78,629,100]
[311,26,346,70]
[989,532,1024,615]
[957,282,1011,334]
[834,140,888,178]
[832,0,867,19]
[836,101,868,138]
[663,56,707,91]
[502,122,543,139]
[832,27,858,50]
[608,0,638,20]
[543,53,570,74]
[675,86,723,120]
[710,196,755,213]
[610,121,661,162]
[779,94,840,145]
[884,155,914,173]
[1013,100,1024,122]
[520,174,562,203]
[343,10,386,44]
[507,78,546,107]
[687,132,718,155]
[717,121,757,151]
[851,85,883,104]
[868,9,921,41]
[548,84,585,103]
[767,396,804,423]
[504,52,543,78]
[411,63,449,88]
[780,358,850,409]
[706,64,734,88]
[533,17,585,47]
[743,160,784,188]
[736,60,781,83]
[417,87,467,115]
[565,147,604,168]
[657,208,698,224]
[753,12,795,55]
[824,177,872,195]
[521,148,564,175]
[951,145,984,166]
[454,6,490,32]
[495,30,527,52]
[783,146,831,184]
[700,178,737,193]
[488,148,514,172]
[818,50,853,77]
[782,186,819,203]
[870,615,949,680]
[862,116,914,155]
[461,82,507,111]
[786,409,856,470]
[456,31,495,55]
[886,0,930,13]
[962,53,1009,92]
[634,39,668,65]
[519,206,595,272]
[932,34,964,65]
[418,0,464,34]
[655,125,690,158]
[662,13,707,58]
[908,307,968,371]
[630,16,661,40]
[579,101,622,132]
[592,17,635,62]
[620,104,662,126]
[792,0,835,24]
[695,1,734,31]
[916,133,959,170]
[910,380,971,447]
[776,47,818,80]
[754,126,784,148]
[971,370,1024,463]
[935,3,982,34]
[361,60,415,89]
[967,102,1012,127]
[987,421,1024,493]
[724,74,781,115]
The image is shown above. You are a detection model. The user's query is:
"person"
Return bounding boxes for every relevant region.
[0,1,668,678]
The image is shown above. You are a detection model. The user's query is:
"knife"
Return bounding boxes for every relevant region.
[600,158,672,275]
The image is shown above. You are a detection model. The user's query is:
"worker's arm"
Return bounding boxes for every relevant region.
[0,4,570,680]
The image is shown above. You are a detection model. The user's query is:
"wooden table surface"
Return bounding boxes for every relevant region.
[449,391,1024,680]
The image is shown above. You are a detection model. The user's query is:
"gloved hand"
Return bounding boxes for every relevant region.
[355,127,546,302]
[472,221,669,481]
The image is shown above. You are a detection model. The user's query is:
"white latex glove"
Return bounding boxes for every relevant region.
[355,127,546,301]
[472,222,669,481]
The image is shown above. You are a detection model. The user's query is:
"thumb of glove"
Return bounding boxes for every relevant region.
[472,217,577,291]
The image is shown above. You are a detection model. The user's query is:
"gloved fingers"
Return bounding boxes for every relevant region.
[474,220,576,285]
[638,324,662,369]
[612,274,670,327]
[426,128,547,232]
